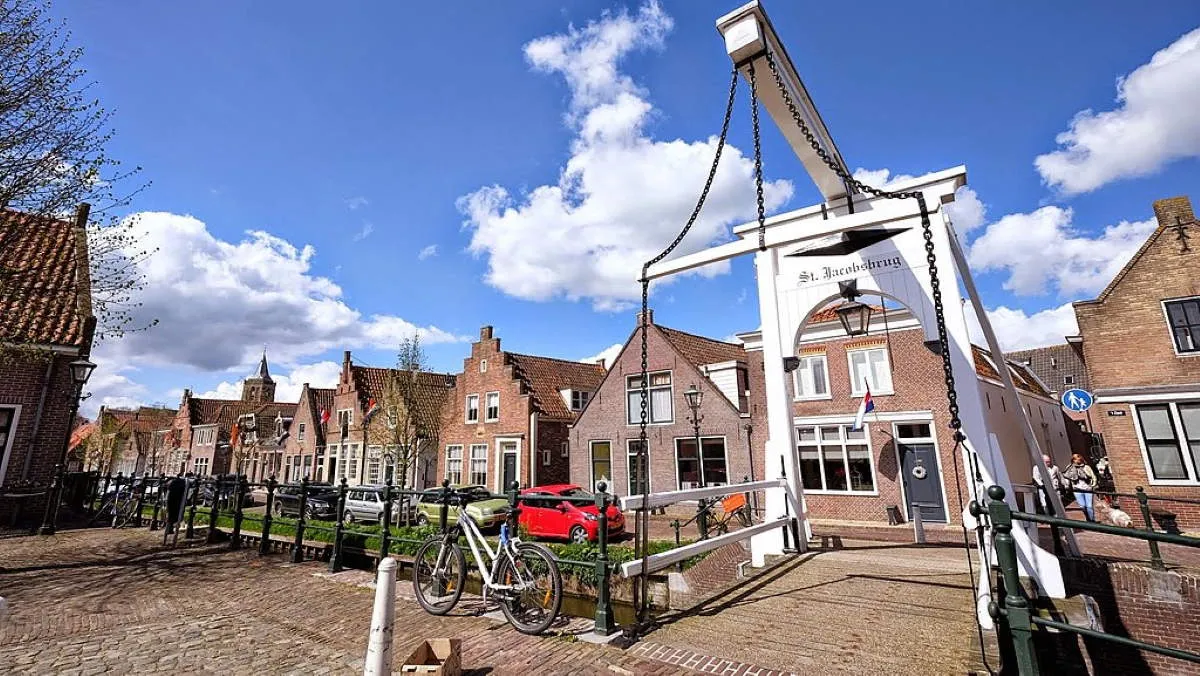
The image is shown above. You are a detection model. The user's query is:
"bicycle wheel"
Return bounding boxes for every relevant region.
[736,504,753,528]
[496,541,562,635]
[411,537,466,615]
[114,500,138,528]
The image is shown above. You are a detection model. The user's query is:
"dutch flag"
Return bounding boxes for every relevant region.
[853,386,875,431]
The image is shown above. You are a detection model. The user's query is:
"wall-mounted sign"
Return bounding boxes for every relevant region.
[1107,410,1127,417]
[1061,388,1093,413]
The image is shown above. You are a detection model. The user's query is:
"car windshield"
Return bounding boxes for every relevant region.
[460,487,494,502]
[558,487,591,498]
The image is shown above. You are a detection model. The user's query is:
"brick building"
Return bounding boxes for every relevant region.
[0,206,97,526]
[87,406,177,476]
[740,304,1071,528]
[324,351,456,489]
[439,326,605,493]
[168,353,296,478]
[1074,195,1200,529]
[282,384,334,482]
[570,311,767,498]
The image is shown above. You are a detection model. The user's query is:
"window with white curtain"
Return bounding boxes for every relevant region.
[848,348,893,396]
[445,445,463,484]
[626,371,673,424]
[792,354,829,399]
[469,444,488,485]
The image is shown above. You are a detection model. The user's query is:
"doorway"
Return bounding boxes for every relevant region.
[497,439,520,492]
[894,422,947,522]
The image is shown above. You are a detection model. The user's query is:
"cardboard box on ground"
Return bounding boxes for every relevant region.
[400,639,461,675]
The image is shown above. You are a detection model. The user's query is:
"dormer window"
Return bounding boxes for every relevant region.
[571,390,590,411]
[1165,297,1200,354]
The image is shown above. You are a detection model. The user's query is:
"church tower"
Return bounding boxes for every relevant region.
[241,350,276,403]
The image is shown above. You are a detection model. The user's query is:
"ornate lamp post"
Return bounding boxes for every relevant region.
[834,280,873,337]
[39,357,97,535]
[683,384,705,487]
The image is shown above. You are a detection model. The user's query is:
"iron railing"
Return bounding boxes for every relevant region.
[972,485,1200,674]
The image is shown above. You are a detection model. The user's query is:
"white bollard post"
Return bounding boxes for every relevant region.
[363,557,396,676]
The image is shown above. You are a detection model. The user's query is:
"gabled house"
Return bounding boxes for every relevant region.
[439,326,606,493]
[0,206,97,526]
[570,311,767,497]
[324,350,456,489]
[86,406,177,476]
[283,384,335,482]
[1074,195,1200,528]
[169,352,296,478]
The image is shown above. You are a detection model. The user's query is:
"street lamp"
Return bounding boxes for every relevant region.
[834,280,873,337]
[39,356,97,535]
[683,384,706,487]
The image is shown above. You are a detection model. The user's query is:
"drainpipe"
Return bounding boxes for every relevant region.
[529,411,538,488]
[20,355,57,480]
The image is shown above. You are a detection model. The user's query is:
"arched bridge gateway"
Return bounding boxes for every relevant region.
[621,0,1075,638]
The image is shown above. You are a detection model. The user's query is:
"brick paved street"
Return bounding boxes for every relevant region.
[0,529,992,675]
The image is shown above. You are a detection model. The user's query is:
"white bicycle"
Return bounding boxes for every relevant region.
[411,483,563,635]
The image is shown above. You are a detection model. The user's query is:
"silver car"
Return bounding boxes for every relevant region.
[342,486,395,525]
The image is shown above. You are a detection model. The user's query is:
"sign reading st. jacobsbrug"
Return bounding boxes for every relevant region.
[796,255,905,285]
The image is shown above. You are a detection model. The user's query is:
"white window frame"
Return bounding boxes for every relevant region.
[626,438,650,496]
[1161,297,1200,357]
[571,390,590,411]
[480,359,488,373]
[193,457,210,476]
[560,441,569,458]
[0,405,23,486]
[466,394,480,424]
[445,445,464,485]
[791,354,831,401]
[590,440,613,492]
[337,409,352,440]
[297,422,306,442]
[495,437,521,493]
[795,424,878,495]
[541,447,551,466]
[672,436,729,490]
[846,347,894,397]
[1131,401,1200,486]
[625,370,674,426]
[347,444,359,480]
[469,443,488,486]
[366,445,382,485]
[484,392,500,423]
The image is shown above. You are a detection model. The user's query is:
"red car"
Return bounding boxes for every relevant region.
[518,484,625,544]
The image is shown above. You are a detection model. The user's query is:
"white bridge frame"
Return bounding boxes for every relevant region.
[621,1,1076,628]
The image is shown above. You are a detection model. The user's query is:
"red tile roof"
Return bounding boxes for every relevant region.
[0,210,92,347]
[351,366,456,430]
[972,345,1051,397]
[656,326,746,367]
[506,353,606,421]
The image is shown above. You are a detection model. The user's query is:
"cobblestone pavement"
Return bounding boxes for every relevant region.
[643,540,993,675]
[0,529,993,675]
[0,529,688,675]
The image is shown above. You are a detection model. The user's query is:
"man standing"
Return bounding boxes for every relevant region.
[1032,454,1063,515]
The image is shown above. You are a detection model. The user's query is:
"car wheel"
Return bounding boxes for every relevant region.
[272,501,283,517]
[569,525,589,544]
[416,512,429,526]
[343,511,355,525]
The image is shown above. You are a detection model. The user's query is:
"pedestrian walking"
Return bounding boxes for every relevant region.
[1032,454,1063,514]
[1063,453,1098,522]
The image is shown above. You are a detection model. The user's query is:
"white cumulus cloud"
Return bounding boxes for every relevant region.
[1035,27,1200,195]
[194,360,342,403]
[418,244,438,260]
[581,343,623,369]
[967,303,1080,352]
[853,167,986,234]
[968,206,1155,297]
[101,211,466,373]
[458,1,793,312]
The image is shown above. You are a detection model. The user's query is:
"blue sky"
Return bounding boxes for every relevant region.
[55,1,1200,414]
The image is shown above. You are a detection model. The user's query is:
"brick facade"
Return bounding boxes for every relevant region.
[439,326,604,493]
[282,384,333,483]
[570,313,761,498]
[1074,195,1200,529]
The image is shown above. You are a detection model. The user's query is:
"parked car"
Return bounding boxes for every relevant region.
[342,486,408,525]
[518,484,624,543]
[415,485,509,530]
[274,483,338,520]
[200,475,255,508]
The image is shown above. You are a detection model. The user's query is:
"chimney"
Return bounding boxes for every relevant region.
[636,309,653,326]
[181,388,191,404]
[480,325,493,341]
[343,350,352,366]
[597,358,606,370]
[1152,196,1195,229]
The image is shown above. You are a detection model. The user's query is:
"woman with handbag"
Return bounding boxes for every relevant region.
[1062,453,1098,522]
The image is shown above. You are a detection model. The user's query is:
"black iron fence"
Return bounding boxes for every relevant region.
[973,485,1200,674]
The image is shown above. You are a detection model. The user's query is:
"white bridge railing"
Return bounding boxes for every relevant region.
[617,478,802,578]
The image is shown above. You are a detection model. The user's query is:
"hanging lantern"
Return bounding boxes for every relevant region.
[836,300,873,337]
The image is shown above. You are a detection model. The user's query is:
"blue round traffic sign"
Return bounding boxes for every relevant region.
[1061,388,1093,412]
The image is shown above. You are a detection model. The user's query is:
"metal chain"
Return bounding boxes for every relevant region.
[762,51,961,434]
[634,67,740,627]
[748,60,768,251]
